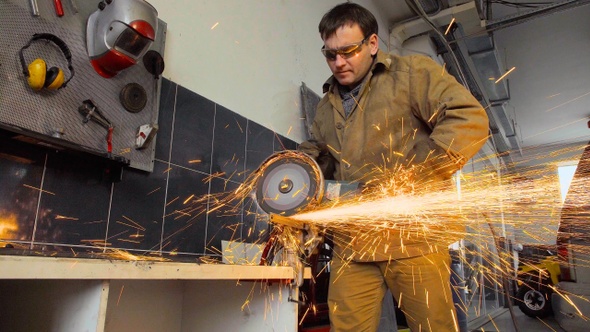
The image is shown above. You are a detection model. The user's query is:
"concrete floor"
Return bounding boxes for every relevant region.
[475,308,566,332]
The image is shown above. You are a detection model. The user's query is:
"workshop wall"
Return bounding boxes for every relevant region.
[0,78,296,259]
[0,0,390,259]
[148,0,391,143]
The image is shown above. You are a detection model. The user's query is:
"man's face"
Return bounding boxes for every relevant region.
[322,23,378,89]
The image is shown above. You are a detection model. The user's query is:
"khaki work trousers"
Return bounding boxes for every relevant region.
[328,251,458,332]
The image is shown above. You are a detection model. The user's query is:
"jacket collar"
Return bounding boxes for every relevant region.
[322,50,392,94]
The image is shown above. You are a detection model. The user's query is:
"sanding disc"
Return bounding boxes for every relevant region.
[255,151,324,216]
[120,82,147,113]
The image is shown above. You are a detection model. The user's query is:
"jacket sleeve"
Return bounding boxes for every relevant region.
[409,55,489,169]
[298,113,337,180]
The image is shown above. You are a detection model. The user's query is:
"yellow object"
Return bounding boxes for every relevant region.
[45,68,64,90]
[27,58,65,91]
[19,34,73,92]
[27,58,46,91]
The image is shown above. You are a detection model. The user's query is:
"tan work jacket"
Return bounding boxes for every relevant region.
[309,50,489,261]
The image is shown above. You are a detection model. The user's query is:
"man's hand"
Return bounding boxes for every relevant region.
[299,140,336,180]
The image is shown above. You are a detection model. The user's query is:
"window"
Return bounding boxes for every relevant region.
[558,164,577,203]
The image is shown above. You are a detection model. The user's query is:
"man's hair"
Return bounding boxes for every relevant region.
[318,2,378,40]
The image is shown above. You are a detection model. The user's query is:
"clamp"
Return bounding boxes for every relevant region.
[78,99,114,154]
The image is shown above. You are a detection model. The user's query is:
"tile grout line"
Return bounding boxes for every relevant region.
[160,83,178,254]
[29,152,48,249]
[103,180,116,253]
[204,103,217,255]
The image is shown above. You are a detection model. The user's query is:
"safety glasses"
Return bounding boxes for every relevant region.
[321,37,368,61]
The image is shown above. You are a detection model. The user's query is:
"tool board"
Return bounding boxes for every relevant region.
[0,0,166,172]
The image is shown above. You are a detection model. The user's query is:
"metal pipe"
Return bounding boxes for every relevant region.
[485,0,590,32]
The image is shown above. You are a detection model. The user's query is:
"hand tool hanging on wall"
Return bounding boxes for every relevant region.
[30,0,39,16]
[78,99,114,155]
[53,0,64,17]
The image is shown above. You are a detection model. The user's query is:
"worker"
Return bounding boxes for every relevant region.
[299,2,489,331]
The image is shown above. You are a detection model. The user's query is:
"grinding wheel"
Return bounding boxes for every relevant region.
[254,151,324,216]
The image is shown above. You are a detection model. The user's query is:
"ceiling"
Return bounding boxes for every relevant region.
[371,0,590,168]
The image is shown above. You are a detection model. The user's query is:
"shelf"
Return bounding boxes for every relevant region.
[0,255,296,281]
[0,255,305,331]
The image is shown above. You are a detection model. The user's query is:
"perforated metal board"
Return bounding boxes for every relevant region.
[0,0,166,172]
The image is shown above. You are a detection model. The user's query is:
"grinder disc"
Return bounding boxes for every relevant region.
[120,83,147,113]
[255,151,324,216]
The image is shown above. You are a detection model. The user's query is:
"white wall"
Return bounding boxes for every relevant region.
[148,0,390,143]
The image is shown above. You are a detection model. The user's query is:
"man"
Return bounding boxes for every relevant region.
[299,2,489,332]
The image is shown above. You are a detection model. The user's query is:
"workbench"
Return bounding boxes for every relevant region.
[0,255,302,332]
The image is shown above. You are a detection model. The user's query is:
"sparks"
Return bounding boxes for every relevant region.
[494,66,516,84]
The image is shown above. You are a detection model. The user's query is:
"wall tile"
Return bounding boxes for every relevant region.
[154,78,176,161]
[212,104,246,183]
[107,160,168,253]
[242,196,270,245]
[206,177,243,256]
[170,84,215,174]
[161,165,210,256]
[274,134,298,152]
[245,120,275,178]
[33,150,112,251]
[0,134,46,247]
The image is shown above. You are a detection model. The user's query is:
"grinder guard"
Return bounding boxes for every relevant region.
[254,151,325,216]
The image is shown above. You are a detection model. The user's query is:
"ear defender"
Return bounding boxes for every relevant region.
[44,66,65,90]
[26,58,65,91]
[19,33,75,92]
[27,58,47,91]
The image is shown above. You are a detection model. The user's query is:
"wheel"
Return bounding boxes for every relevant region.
[516,284,553,318]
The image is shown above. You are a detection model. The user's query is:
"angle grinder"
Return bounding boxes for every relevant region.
[254,150,361,218]
[254,150,360,288]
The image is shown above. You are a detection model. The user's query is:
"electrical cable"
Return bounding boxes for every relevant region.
[404,0,469,87]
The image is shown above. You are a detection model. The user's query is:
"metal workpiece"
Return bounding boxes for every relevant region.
[269,214,306,230]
